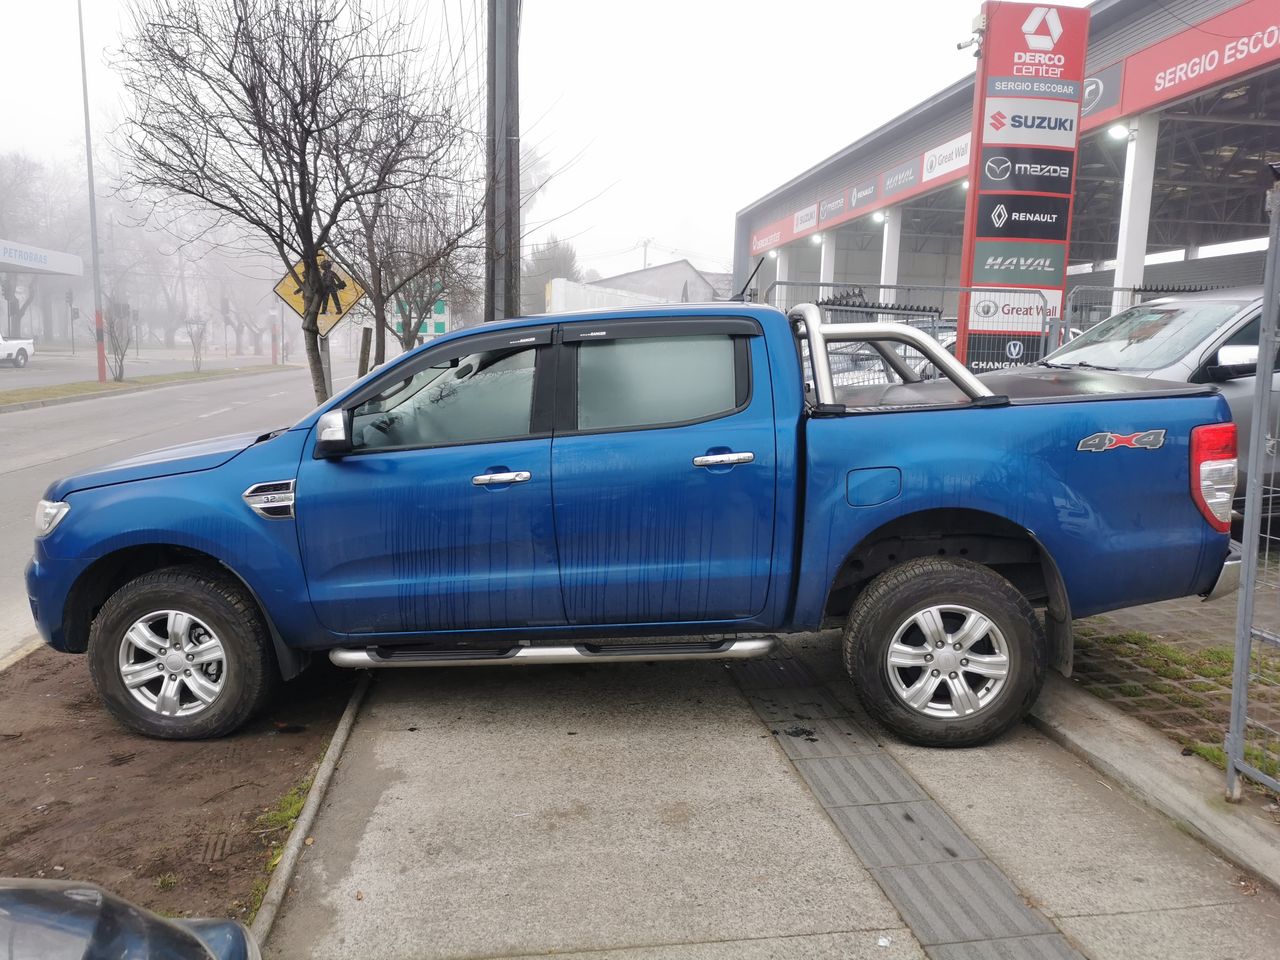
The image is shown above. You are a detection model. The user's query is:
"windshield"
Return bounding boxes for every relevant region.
[1045,300,1249,371]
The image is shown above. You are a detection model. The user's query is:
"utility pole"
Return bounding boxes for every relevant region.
[642,237,652,269]
[76,0,106,383]
[484,0,521,322]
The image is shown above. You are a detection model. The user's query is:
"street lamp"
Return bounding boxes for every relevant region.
[76,0,107,384]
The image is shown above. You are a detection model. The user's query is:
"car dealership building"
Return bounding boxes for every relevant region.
[733,0,1280,322]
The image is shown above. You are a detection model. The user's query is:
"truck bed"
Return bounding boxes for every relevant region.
[833,367,1218,411]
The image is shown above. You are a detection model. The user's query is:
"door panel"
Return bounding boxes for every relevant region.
[298,439,563,634]
[551,332,776,625]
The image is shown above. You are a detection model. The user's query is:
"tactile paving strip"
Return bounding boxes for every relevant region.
[730,653,1086,959]
[926,934,1084,960]
[826,800,983,868]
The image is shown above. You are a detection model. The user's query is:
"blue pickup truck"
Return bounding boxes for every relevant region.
[26,303,1240,746]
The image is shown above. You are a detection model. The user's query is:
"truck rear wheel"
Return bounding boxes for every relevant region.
[12,349,28,368]
[843,557,1045,747]
[88,566,276,740]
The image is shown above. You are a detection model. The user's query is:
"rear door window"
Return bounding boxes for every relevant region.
[576,335,740,431]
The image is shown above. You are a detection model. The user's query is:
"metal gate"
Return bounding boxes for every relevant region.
[1227,174,1280,800]
[762,280,1051,374]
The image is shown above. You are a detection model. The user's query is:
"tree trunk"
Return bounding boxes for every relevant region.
[302,308,328,404]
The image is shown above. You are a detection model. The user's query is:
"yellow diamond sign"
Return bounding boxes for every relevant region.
[274,252,365,338]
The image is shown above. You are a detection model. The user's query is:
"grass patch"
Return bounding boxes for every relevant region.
[246,775,314,924]
[1186,680,1221,693]
[1115,683,1146,698]
[154,873,178,891]
[256,778,311,833]
[1084,684,1117,700]
[1191,743,1227,769]
[0,364,294,407]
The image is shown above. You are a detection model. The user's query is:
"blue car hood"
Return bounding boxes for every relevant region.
[47,431,261,499]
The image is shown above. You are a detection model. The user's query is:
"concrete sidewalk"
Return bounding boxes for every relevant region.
[267,636,1280,960]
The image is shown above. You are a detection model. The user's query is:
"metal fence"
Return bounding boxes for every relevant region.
[762,280,1052,376]
[1063,283,1226,335]
[1227,178,1280,800]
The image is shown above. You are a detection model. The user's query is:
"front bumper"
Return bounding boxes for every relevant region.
[1201,540,1241,602]
[25,549,91,651]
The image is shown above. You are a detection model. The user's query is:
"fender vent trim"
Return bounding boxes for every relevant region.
[242,480,296,520]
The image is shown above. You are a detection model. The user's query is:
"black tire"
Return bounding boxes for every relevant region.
[88,565,277,739]
[12,349,27,368]
[843,557,1045,747]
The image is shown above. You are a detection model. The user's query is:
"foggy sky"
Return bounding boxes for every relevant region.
[3,1,1092,280]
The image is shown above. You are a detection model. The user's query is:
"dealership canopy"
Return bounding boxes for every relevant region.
[735,0,1280,321]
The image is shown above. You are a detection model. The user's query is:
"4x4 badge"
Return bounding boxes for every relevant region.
[1077,430,1166,453]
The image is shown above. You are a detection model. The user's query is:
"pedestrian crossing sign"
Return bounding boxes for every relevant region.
[274,252,366,338]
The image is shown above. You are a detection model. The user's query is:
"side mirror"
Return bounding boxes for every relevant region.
[313,409,353,458]
[1207,343,1259,382]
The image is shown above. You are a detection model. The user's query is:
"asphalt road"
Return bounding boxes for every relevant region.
[0,357,360,664]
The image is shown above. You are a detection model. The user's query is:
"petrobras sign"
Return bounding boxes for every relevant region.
[922,133,971,183]
[793,204,818,234]
[983,97,1080,149]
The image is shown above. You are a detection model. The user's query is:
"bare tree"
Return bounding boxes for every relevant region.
[115,0,441,402]
[186,312,209,372]
[337,167,484,362]
[521,236,582,315]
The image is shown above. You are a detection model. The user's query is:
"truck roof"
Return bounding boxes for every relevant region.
[468,301,789,335]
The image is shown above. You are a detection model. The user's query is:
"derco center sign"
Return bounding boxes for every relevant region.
[957,2,1088,362]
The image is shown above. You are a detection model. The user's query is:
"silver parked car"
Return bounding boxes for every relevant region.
[1042,287,1269,515]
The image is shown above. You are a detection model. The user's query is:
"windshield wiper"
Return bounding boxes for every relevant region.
[1056,360,1120,372]
[1037,360,1070,369]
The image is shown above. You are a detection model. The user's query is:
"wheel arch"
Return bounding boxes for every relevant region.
[62,544,309,680]
[824,507,1073,674]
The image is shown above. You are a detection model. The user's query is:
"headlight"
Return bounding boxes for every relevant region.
[34,500,70,536]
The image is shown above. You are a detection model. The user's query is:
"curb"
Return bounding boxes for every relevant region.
[0,637,44,674]
[1028,673,1280,888]
[250,671,372,945]
[0,365,299,416]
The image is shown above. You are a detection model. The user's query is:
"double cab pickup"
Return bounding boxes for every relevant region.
[27,303,1239,745]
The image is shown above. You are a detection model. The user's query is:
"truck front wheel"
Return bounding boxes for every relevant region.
[844,557,1045,747]
[88,566,277,739]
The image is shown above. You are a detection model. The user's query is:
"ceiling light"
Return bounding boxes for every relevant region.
[1108,123,1131,141]
[811,233,823,245]
[962,179,970,190]
[768,250,777,259]
[873,211,886,223]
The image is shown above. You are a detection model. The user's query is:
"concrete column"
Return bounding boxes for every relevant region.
[1112,112,1160,311]
[819,232,837,292]
[880,208,902,303]
[773,247,791,307]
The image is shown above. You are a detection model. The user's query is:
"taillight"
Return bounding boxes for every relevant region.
[1190,422,1237,533]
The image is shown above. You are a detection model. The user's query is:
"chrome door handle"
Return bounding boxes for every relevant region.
[472,471,532,486]
[692,452,755,468]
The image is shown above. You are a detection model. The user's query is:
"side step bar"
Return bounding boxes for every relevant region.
[329,637,776,669]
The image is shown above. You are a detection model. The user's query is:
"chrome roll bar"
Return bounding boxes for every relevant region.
[788,303,994,406]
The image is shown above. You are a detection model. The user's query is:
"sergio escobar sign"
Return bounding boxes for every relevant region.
[956,2,1090,366]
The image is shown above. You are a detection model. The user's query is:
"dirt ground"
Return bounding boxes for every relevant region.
[0,647,353,920]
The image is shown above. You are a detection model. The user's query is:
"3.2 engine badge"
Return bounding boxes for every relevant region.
[1077,430,1166,453]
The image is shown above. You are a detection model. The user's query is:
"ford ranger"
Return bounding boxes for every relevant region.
[25,303,1240,745]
